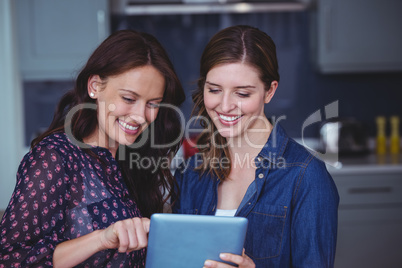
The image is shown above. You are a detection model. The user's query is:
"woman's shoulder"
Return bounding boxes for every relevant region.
[34,132,68,147]
[26,132,80,163]
[175,153,202,173]
[266,124,325,170]
[16,133,80,185]
[282,137,326,168]
[174,153,212,183]
[284,138,337,189]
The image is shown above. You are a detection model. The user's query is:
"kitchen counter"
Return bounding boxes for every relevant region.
[327,153,402,268]
[296,137,402,175]
[326,153,402,175]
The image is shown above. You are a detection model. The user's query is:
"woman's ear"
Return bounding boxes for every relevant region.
[264,81,278,104]
[87,75,101,99]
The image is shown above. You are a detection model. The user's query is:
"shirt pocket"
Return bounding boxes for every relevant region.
[244,205,287,259]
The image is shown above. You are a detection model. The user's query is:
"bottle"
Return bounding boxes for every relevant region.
[376,116,386,155]
[390,116,400,154]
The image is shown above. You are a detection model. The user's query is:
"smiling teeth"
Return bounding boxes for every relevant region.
[119,120,139,130]
[219,114,242,122]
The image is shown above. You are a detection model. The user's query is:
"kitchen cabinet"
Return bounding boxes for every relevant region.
[15,0,110,80]
[110,1,309,15]
[313,0,402,73]
[329,163,402,268]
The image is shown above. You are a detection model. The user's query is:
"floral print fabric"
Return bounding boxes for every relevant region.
[0,133,145,267]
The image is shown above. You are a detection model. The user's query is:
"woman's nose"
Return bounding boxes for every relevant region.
[221,93,235,113]
[130,102,147,125]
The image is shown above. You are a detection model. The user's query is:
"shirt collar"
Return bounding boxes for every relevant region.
[258,123,289,163]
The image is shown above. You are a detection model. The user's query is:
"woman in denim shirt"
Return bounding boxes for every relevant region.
[172,25,339,268]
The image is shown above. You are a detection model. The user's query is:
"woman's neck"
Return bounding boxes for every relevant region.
[83,128,118,158]
[227,120,272,156]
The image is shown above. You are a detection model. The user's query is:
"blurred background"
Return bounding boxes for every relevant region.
[1,0,401,267]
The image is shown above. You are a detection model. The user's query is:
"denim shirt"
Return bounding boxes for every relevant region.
[172,124,339,268]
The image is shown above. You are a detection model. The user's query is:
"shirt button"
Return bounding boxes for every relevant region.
[258,173,264,179]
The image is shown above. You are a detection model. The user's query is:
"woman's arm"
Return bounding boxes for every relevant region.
[53,217,150,268]
[291,158,339,267]
[0,147,71,267]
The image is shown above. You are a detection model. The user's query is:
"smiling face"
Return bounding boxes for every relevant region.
[203,62,277,142]
[85,65,165,156]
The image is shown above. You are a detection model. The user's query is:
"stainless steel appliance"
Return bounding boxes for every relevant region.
[320,118,370,156]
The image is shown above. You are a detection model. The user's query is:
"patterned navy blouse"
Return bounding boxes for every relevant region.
[0,133,146,267]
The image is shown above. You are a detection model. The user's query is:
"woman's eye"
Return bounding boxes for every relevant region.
[122,96,135,103]
[147,102,161,109]
[237,92,250,98]
[208,88,220,94]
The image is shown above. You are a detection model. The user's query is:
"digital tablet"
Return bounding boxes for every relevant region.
[145,214,248,268]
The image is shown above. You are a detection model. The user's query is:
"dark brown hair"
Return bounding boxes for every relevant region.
[192,25,280,181]
[32,30,185,217]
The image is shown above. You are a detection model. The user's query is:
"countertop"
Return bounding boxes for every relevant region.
[326,153,402,175]
[295,137,402,175]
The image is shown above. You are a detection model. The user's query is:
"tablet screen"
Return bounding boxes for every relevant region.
[145,214,248,268]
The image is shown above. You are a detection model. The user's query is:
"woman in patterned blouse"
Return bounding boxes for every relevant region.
[0,30,185,267]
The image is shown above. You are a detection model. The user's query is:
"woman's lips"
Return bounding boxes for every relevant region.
[117,119,140,135]
[216,112,243,126]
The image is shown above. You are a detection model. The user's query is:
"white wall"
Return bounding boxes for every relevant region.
[0,0,25,210]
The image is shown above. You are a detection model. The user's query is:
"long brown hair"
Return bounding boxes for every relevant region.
[192,25,280,181]
[32,30,185,218]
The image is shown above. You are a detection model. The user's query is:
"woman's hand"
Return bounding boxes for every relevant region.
[99,217,150,253]
[54,217,150,268]
[203,249,255,268]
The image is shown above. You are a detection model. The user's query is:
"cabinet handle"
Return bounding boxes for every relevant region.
[348,187,392,194]
[97,10,106,42]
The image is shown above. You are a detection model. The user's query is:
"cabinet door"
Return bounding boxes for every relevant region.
[336,207,402,268]
[316,0,402,73]
[16,0,109,80]
[333,172,402,268]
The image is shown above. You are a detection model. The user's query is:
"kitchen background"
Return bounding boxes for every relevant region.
[1,0,401,267]
[21,7,402,145]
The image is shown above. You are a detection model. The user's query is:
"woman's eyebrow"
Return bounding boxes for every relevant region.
[205,81,221,87]
[119,89,163,101]
[206,81,256,89]
[235,85,256,89]
[119,89,139,96]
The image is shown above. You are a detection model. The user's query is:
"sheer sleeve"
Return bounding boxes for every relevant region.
[0,143,69,267]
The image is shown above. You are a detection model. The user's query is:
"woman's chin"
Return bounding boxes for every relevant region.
[115,135,138,148]
[216,128,239,139]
